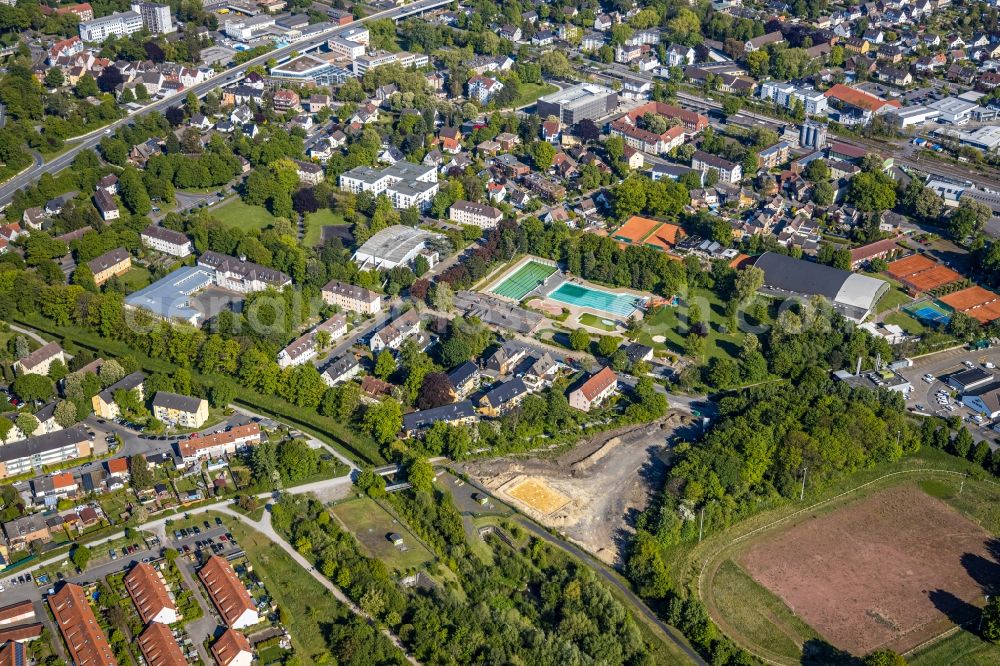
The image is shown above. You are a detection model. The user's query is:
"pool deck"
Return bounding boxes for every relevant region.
[480,255,654,332]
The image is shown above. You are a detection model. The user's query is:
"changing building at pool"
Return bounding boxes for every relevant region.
[751,252,889,322]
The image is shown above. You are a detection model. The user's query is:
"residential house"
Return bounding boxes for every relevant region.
[211,628,253,666]
[370,310,421,352]
[402,400,478,436]
[141,225,193,257]
[49,584,118,666]
[124,562,178,625]
[94,189,120,221]
[479,378,529,416]
[151,392,209,429]
[692,151,742,183]
[14,342,66,376]
[199,555,260,629]
[568,367,618,412]
[92,372,145,420]
[321,355,361,387]
[447,361,480,397]
[176,422,261,463]
[87,248,131,286]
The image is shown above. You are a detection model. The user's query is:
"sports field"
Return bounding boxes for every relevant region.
[490,259,557,301]
[739,484,997,656]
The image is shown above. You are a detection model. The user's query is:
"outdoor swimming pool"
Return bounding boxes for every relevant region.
[548,282,644,318]
[490,259,558,301]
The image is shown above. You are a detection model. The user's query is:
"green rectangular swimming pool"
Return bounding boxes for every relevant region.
[548,282,644,318]
[490,260,557,301]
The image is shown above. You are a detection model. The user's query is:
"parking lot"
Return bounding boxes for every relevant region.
[898,344,1000,442]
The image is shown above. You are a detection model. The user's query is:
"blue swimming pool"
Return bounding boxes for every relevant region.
[548,282,644,317]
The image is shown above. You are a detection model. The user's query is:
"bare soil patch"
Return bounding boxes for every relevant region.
[740,484,999,656]
[465,413,689,564]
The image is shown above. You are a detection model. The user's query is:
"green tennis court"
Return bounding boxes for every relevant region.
[490,260,557,300]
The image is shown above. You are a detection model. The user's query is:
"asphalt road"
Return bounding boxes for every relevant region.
[0,0,453,207]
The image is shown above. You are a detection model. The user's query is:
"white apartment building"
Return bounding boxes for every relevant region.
[277,314,347,368]
[339,161,438,210]
[692,150,742,183]
[353,51,397,74]
[759,81,828,115]
[197,251,291,293]
[449,200,503,228]
[130,1,174,33]
[79,11,143,42]
[142,224,193,257]
[321,280,382,315]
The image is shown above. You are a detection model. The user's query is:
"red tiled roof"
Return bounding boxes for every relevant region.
[578,367,617,401]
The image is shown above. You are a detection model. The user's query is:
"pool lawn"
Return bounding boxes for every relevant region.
[637,289,766,362]
[578,313,618,331]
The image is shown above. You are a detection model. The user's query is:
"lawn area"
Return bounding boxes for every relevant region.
[512,82,559,108]
[711,559,817,661]
[578,312,617,331]
[224,516,363,666]
[330,496,434,575]
[120,266,152,293]
[884,310,927,335]
[211,199,277,231]
[636,289,755,362]
[866,273,913,314]
[303,208,345,246]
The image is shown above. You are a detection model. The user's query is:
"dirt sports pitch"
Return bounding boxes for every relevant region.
[738,484,998,656]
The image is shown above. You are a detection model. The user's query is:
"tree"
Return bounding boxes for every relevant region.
[71,544,91,572]
[118,166,152,215]
[721,96,742,117]
[362,398,402,445]
[0,417,13,442]
[948,199,991,241]
[355,465,387,498]
[97,66,124,94]
[45,67,64,88]
[14,413,38,438]
[598,335,620,357]
[75,73,99,98]
[374,350,396,380]
[417,372,454,410]
[848,171,896,213]
[407,457,435,492]
[812,180,834,205]
[12,374,54,403]
[861,650,907,666]
[130,454,154,489]
[734,266,765,304]
[532,141,556,171]
[983,594,1000,642]
[746,50,769,77]
[432,282,453,312]
[54,401,78,428]
[570,328,590,352]
[99,359,126,386]
[804,158,830,182]
[209,379,235,409]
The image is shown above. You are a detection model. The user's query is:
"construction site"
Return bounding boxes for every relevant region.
[464,412,692,564]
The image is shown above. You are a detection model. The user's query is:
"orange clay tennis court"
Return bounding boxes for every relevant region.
[939,286,1000,323]
[902,265,962,293]
[887,254,936,279]
[612,215,661,244]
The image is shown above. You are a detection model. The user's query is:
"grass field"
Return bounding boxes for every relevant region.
[120,266,151,293]
[866,273,913,314]
[712,559,818,660]
[636,289,756,362]
[884,310,928,335]
[211,199,277,231]
[512,82,559,108]
[303,209,345,246]
[225,516,359,666]
[578,312,618,331]
[330,496,434,574]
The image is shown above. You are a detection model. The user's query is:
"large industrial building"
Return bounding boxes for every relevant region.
[752,252,889,322]
[536,83,619,124]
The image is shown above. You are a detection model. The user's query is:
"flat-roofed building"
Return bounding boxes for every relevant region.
[352,225,444,271]
[449,200,503,229]
[142,225,193,257]
[199,555,259,629]
[79,11,142,41]
[125,562,178,625]
[92,372,145,420]
[13,341,66,376]
[338,161,438,210]
[321,280,381,315]
[536,83,619,124]
[49,583,119,666]
[151,391,209,429]
[124,266,215,325]
[211,628,254,666]
[137,622,186,666]
[0,425,91,479]
[88,248,131,286]
[177,422,261,463]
